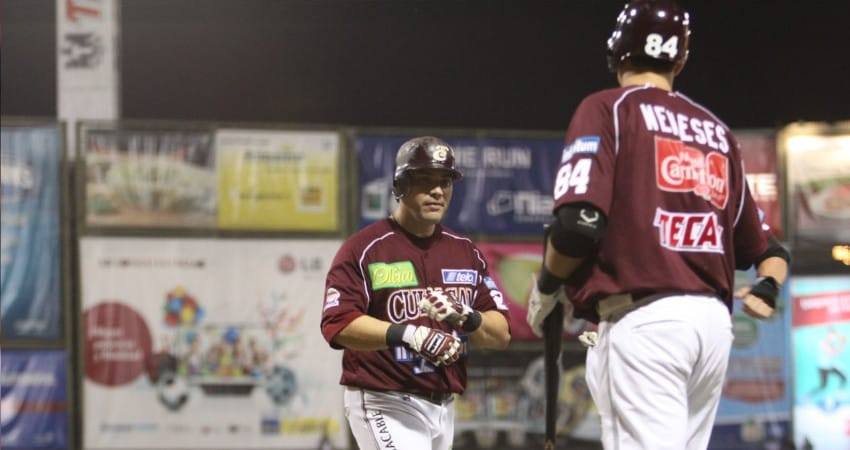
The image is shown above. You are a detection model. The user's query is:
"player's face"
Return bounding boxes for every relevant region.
[401,169,455,225]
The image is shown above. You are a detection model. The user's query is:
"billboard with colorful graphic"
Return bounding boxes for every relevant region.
[79,237,347,449]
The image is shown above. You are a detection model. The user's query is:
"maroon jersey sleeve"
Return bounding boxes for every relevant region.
[733,176,770,268]
[552,92,619,216]
[320,241,369,349]
[469,243,511,321]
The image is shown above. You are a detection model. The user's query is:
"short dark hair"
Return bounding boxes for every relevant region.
[619,55,677,74]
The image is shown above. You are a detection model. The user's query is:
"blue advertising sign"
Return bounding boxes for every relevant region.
[790,275,850,450]
[356,135,563,234]
[709,270,793,449]
[0,126,63,339]
[0,350,69,449]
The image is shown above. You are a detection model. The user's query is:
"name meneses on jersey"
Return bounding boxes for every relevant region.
[639,103,729,153]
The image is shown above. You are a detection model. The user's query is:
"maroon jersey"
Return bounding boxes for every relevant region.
[320,218,509,394]
[554,85,769,320]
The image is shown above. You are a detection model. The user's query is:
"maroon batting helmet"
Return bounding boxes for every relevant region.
[606,0,690,73]
[392,136,463,198]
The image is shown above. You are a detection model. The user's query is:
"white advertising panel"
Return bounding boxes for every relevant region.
[80,237,346,449]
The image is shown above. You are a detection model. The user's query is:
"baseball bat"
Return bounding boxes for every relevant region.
[542,301,564,450]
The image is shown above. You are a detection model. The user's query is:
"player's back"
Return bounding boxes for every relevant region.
[562,85,748,310]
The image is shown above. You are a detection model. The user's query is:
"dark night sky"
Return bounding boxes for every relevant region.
[2,0,849,132]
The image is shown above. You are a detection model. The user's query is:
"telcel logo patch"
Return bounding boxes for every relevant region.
[442,269,477,285]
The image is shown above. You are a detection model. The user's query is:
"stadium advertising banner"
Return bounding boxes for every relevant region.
[0,125,63,339]
[216,129,340,231]
[709,270,793,449]
[790,276,850,450]
[456,348,599,449]
[81,126,217,228]
[475,242,593,341]
[79,237,346,449]
[0,350,69,449]
[356,135,562,235]
[781,122,850,243]
[738,133,783,238]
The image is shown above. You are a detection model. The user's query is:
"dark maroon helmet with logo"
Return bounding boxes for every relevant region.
[606,0,690,72]
[392,136,463,198]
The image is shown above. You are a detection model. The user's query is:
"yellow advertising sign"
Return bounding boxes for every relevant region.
[216,129,340,231]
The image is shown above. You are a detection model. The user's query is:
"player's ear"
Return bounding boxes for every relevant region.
[392,173,411,199]
[673,52,688,76]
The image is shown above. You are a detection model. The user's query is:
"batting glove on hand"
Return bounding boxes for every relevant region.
[419,287,474,326]
[736,276,780,320]
[526,273,569,337]
[578,330,598,348]
[406,325,461,367]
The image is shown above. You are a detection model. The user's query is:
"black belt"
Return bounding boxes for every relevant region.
[404,390,454,405]
[597,292,718,321]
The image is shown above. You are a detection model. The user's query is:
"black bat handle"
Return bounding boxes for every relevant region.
[543,301,564,448]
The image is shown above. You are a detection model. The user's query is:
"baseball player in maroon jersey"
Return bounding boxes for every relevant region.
[321,136,511,450]
[526,1,790,449]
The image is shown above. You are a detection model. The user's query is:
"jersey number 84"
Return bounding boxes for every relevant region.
[554,159,592,199]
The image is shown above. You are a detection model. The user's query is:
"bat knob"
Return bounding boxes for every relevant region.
[544,440,556,450]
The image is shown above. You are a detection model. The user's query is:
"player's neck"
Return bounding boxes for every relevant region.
[619,71,673,91]
[390,211,437,238]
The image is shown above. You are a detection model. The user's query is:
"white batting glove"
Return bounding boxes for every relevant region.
[419,287,475,327]
[578,331,598,348]
[406,325,461,367]
[526,273,569,337]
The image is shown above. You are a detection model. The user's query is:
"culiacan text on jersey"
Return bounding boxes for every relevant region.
[386,287,474,323]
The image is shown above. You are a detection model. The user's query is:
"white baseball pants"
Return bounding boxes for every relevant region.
[344,386,455,450]
[585,294,733,450]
